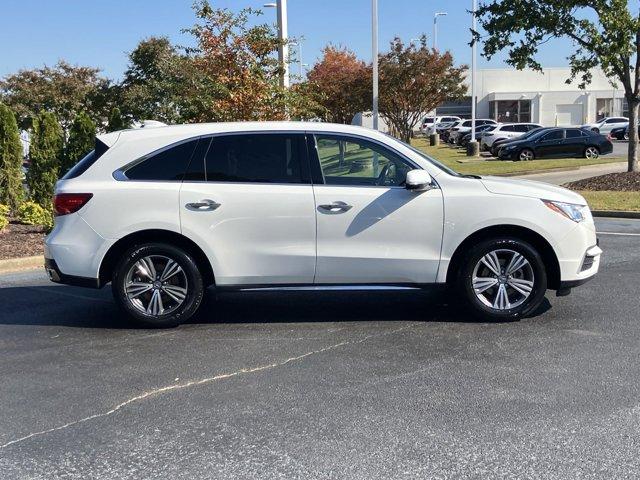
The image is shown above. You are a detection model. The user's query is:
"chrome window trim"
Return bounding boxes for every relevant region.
[113,130,312,186]
[111,128,441,189]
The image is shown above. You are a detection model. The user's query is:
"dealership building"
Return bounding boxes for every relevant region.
[354,67,627,131]
[436,68,628,126]
[466,67,626,126]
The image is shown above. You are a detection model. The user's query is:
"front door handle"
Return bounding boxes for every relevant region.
[185,199,221,211]
[318,201,353,214]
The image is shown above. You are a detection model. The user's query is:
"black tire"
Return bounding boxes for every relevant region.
[518,148,535,161]
[455,237,548,322]
[111,243,204,328]
[584,145,600,159]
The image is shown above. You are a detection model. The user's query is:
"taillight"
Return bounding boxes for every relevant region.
[53,193,93,216]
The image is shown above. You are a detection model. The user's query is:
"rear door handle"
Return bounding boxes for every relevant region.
[318,201,353,214]
[185,199,221,211]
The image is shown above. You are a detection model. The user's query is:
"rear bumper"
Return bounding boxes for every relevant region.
[601,143,614,154]
[44,258,101,288]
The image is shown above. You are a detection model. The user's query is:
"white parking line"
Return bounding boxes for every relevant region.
[597,232,640,236]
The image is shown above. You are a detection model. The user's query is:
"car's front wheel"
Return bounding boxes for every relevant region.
[112,243,204,328]
[457,237,548,321]
[518,148,535,161]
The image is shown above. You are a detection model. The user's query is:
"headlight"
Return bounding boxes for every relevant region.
[542,200,589,222]
[502,144,516,151]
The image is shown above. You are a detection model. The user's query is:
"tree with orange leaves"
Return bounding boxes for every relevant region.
[305,46,372,124]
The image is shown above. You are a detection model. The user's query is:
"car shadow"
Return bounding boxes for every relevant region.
[345,189,420,237]
[0,284,550,329]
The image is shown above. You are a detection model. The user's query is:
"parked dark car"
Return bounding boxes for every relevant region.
[610,123,639,140]
[490,127,549,156]
[497,127,613,161]
[459,124,498,147]
[439,120,462,143]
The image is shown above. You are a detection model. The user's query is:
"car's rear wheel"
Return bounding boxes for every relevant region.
[518,148,534,161]
[584,146,600,159]
[456,238,547,321]
[112,243,204,328]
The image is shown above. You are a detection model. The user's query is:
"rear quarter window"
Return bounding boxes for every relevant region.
[124,139,199,181]
[62,139,109,180]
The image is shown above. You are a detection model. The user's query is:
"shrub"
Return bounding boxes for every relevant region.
[0,103,25,211]
[27,111,63,207]
[0,203,9,231]
[17,201,53,230]
[62,112,96,174]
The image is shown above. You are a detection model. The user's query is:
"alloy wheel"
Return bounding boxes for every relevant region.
[585,146,599,159]
[472,249,535,310]
[125,255,188,315]
[519,150,534,161]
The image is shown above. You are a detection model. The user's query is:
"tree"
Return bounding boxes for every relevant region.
[182,1,316,121]
[378,37,467,142]
[305,46,371,123]
[475,0,640,172]
[119,37,190,123]
[62,112,96,174]
[106,107,130,132]
[0,103,24,211]
[27,112,63,207]
[0,61,110,131]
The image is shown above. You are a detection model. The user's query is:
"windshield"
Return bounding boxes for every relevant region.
[511,127,547,141]
[525,128,559,141]
[397,140,461,177]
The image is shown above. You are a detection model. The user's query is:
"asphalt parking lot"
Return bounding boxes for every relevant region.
[1,217,639,479]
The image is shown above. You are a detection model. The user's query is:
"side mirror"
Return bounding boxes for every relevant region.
[405,169,432,192]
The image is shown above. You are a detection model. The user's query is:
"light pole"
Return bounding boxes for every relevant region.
[433,12,447,50]
[290,40,307,77]
[468,0,478,156]
[372,0,379,130]
[264,1,289,88]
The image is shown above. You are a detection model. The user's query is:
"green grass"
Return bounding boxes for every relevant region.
[578,191,640,212]
[411,138,621,176]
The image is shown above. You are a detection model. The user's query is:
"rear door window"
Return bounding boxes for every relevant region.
[566,129,586,138]
[204,133,307,184]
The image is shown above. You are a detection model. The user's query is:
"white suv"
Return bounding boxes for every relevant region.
[45,122,601,327]
[448,119,498,144]
[480,123,543,151]
[421,116,461,135]
[582,117,628,135]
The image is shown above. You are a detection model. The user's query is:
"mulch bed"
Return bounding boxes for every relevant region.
[564,172,640,191]
[0,222,46,260]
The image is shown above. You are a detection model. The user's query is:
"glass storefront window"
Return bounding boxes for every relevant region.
[490,100,531,123]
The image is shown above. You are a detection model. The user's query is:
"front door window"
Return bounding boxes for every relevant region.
[314,135,412,187]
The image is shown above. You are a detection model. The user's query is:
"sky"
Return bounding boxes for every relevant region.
[0,0,576,81]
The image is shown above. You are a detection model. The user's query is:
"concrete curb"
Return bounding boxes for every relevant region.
[592,210,640,219]
[0,256,43,275]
